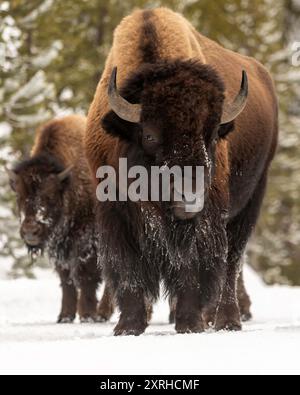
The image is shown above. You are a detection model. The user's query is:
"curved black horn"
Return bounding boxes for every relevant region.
[108,67,142,123]
[221,70,248,125]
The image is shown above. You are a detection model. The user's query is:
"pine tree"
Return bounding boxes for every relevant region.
[0,0,57,276]
[250,0,300,284]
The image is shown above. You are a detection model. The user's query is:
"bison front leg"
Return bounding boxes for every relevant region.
[98,202,160,336]
[75,257,101,323]
[97,283,115,322]
[78,281,98,323]
[175,289,204,334]
[56,266,77,324]
[171,219,227,333]
[114,289,148,336]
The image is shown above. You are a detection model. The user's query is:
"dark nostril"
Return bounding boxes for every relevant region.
[30,228,39,237]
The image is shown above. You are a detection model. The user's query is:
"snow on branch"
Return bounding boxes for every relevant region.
[7,70,54,108]
[6,110,52,128]
[21,0,54,27]
[31,40,63,69]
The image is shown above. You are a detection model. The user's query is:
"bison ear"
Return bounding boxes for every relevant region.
[5,166,18,191]
[218,121,235,139]
[102,110,141,142]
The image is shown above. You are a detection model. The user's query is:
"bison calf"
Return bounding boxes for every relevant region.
[7,115,114,323]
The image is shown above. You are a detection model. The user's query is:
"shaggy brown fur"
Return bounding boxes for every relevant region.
[9,116,114,323]
[85,8,277,335]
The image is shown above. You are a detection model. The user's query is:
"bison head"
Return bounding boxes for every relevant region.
[104,60,248,220]
[6,154,73,252]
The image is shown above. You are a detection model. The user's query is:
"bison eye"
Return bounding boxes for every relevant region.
[142,126,161,152]
[144,134,156,143]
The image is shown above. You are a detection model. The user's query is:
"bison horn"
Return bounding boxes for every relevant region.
[108,67,142,123]
[4,165,17,182]
[58,165,74,182]
[221,70,248,125]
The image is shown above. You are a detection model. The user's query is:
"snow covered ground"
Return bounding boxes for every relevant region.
[0,266,300,375]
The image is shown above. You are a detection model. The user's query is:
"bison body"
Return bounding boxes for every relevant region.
[86,8,277,335]
[9,116,114,323]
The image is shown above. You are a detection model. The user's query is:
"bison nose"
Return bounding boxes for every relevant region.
[21,220,42,246]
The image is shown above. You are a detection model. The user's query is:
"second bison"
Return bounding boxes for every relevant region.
[8,115,114,323]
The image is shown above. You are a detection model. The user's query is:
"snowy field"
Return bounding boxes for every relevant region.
[0,266,300,375]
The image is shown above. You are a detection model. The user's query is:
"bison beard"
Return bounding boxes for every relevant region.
[87,8,278,335]
[97,184,228,335]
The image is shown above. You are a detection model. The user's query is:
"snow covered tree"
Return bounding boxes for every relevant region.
[249,0,300,284]
[0,0,57,276]
[0,1,56,149]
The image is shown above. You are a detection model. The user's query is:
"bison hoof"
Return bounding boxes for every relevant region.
[114,327,145,337]
[241,312,252,322]
[95,315,109,323]
[57,316,75,324]
[175,315,204,334]
[202,308,217,329]
[80,316,96,324]
[215,302,242,332]
[114,320,147,336]
[97,307,114,322]
[175,324,204,334]
[215,320,242,332]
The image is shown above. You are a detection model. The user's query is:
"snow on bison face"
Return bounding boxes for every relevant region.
[103,61,248,220]
[7,154,72,252]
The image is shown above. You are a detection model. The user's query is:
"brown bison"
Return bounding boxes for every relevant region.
[85,8,277,335]
[7,116,114,323]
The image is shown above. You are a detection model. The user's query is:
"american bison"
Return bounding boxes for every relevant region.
[7,115,114,323]
[85,8,277,335]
